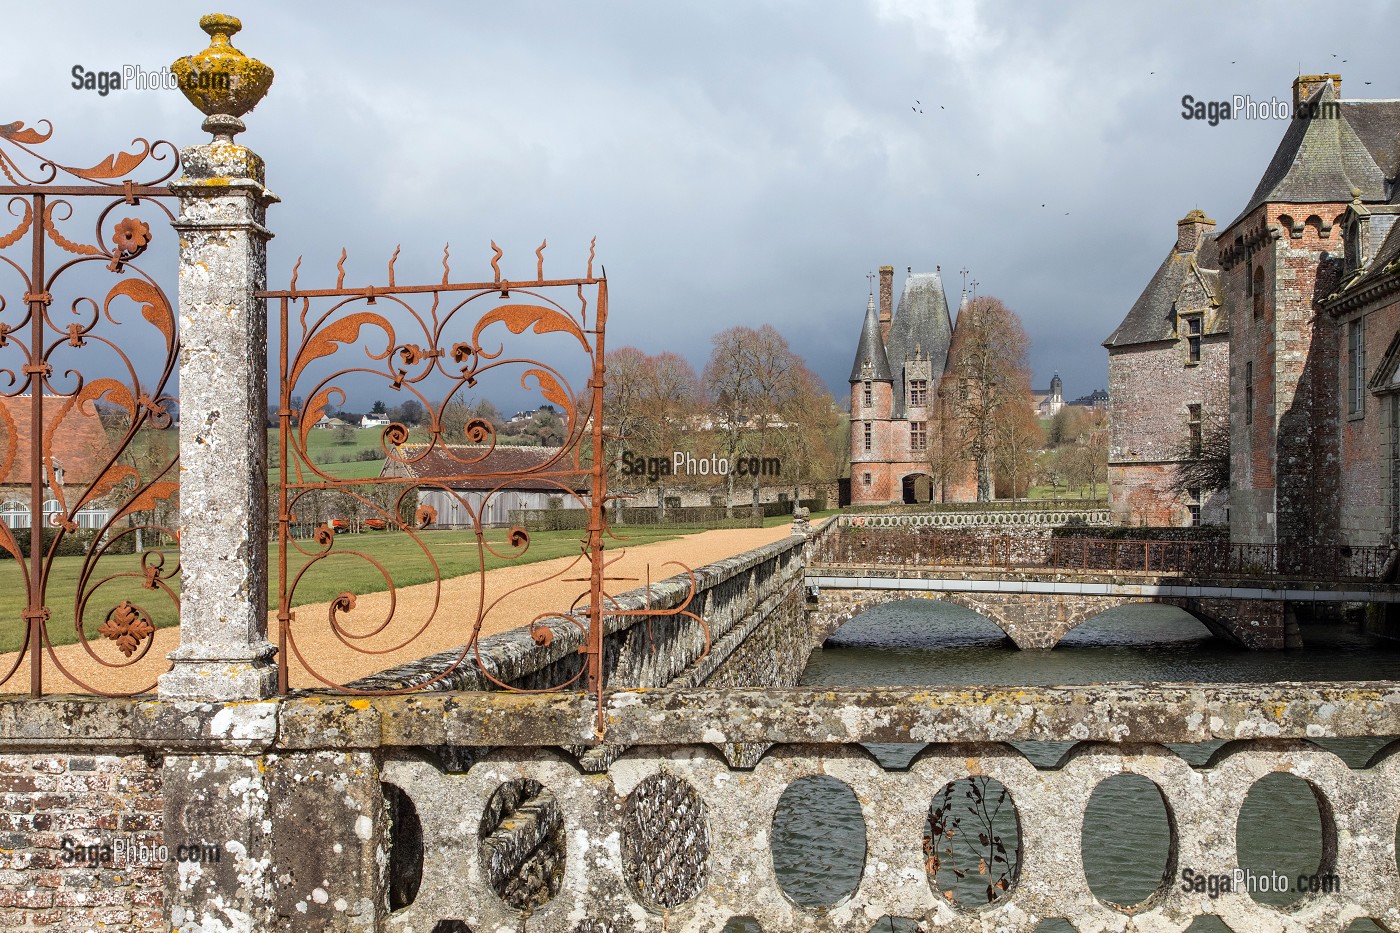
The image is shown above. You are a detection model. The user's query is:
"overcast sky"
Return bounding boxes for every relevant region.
[8,0,1399,408]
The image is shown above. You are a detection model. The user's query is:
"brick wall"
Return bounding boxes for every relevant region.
[1226,205,1346,546]
[0,754,164,932]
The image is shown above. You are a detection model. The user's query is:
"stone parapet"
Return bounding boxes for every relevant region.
[1,686,1399,930]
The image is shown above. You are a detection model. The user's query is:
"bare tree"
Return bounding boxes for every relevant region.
[602,346,654,520]
[938,296,1033,501]
[1166,410,1229,496]
[703,327,761,517]
[774,363,842,507]
[644,351,699,520]
[992,402,1044,499]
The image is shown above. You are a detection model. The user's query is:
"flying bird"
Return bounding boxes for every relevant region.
[1366,81,1373,85]
[940,105,945,110]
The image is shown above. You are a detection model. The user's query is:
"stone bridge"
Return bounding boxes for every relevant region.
[803,567,1400,650]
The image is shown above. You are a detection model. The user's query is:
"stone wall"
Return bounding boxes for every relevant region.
[1336,298,1400,549]
[1107,333,1229,526]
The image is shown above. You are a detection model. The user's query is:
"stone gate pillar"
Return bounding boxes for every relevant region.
[156,16,283,933]
[158,14,279,702]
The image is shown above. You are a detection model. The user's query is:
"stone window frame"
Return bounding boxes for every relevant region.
[1187,403,1202,457]
[1186,486,1202,527]
[910,420,928,452]
[862,471,872,486]
[1347,315,1367,419]
[1181,313,1203,365]
[862,380,872,408]
[1252,267,1265,319]
[908,379,928,408]
[863,421,872,452]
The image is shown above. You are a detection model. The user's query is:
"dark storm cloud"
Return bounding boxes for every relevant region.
[8,0,1398,407]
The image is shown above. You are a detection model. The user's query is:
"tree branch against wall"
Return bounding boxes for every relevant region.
[1166,410,1229,496]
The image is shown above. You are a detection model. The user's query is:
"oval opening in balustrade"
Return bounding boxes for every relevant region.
[868,918,920,932]
[924,776,1021,910]
[479,778,566,911]
[720,918,762,932]
[1235,772,1335,910]
[622,771,711,911]
[383,782,423,911]
[430,923,471,933]
[1081,773,1175,909]
[771,775,865,908]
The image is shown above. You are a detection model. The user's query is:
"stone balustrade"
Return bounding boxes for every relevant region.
[840,510,1113,529]
[7,684,1399,931]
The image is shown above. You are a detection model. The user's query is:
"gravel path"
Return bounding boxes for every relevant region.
[0,524,796,694]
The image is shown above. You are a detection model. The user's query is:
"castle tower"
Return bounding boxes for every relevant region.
[850,290,894,503]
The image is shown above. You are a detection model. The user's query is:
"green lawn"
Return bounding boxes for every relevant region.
[267,427,387,481]
[0,524,685,654]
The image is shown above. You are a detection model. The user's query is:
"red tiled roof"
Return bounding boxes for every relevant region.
[378,444,589,492]
[0,396,113,487]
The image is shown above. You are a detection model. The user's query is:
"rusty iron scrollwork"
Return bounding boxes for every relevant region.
[0,120,181,696]
[265,240,709,732]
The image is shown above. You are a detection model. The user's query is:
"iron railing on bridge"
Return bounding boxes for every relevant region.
[815,528,1392,582]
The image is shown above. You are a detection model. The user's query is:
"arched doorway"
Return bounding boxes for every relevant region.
[901,472,934,504]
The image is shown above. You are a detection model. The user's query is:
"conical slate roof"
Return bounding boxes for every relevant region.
[885,271,953,416]
[848,293,892,382]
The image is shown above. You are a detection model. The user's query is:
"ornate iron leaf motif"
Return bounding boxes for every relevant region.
[266,241,710,727]
[0,120,180,697]
[98,602,156,657]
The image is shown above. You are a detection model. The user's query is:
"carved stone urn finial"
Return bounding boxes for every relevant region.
[171,13,274,142]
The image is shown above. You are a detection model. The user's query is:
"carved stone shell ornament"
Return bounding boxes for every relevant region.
[170,13,274,140]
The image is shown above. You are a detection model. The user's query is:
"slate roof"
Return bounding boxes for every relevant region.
[0,396,113,488]
[1348,214,1400,292]
[1104,231,1223,350]
[847,293,892,383]
[884,271,953,417]
[1225,82,1400,231]
[378,444,586,491]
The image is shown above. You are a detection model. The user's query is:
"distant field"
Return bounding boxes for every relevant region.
[0,524,684,654]
[267,426,387,480]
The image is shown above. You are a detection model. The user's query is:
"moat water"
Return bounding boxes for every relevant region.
[734,601,1400,931]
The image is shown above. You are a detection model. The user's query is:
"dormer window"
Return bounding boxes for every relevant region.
[909,379,928,407]
[1346,217,1362,273]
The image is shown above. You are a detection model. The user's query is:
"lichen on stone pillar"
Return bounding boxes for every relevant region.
[158,13,279,703]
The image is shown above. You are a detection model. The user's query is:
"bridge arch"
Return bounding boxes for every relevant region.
[808,589,1260,650]
[815,591,1019,645]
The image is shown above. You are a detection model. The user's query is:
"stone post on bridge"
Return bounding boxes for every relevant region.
[154,19,389,933]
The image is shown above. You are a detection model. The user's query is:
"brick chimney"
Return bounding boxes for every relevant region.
[878,265,893,343]
[1177,208,1216,253]
[1293,73,1341,111]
